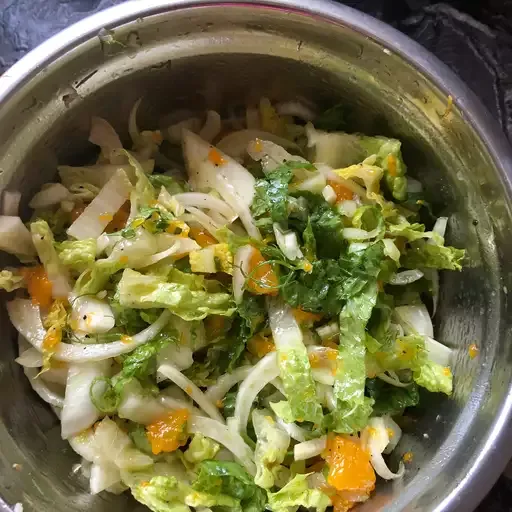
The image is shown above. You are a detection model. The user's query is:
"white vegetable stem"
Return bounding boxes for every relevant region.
[217,130,299,160]
[273,223,303,261]
[233,352,279,435]
[188,416,256,475]
[23,366,64,408]
[361,417,404,480]
[294,436,327,461]
[7,299,172,362]
[61,360,111,439]
[0,216,36,258]
[70,296,115,335]
[67,169,132,240]
[173,193,237,223]
[199,110,222,142]
[158,363,225,423]
[182,129,255,207]
[205,366,253,404]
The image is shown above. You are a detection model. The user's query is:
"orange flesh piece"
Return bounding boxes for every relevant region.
[327,179,354,202]
[324,435,376,494]
[21,266,53,308]
[208,148,227,166]
[247,334,275,358]
[469,344,479,359]
[292,307,323,326]
[246,248,278,295]
[146,409,189,455]
[189,227,216,247]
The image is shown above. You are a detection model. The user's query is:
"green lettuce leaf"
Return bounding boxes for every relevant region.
[326,281,378,433]
[413,359,453,395]
[0,269,25,291]
[56,238,97,272]
[370,334,427,373]
[302,218,316,261]
[252,409,291,489]
[131,476,190,512]
[183,434,220,464]
[268,298,323,425]
[117,268,235,320]
[121,330,177,380]
[149,174,187,195]
[192,460,267,512]
[267,473,331,512]
[365,378,420,417]
[402,242,465,271]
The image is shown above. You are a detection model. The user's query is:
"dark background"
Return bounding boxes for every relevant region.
[1,0,511,510]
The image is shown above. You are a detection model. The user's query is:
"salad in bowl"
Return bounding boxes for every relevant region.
[0,98,463,512]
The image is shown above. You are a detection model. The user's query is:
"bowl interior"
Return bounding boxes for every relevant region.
[0,3,511,512]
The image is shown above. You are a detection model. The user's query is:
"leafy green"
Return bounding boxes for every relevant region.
[293,192,345,259]
[183,434,220,464]
[359,136,407,201]
[280,242,385,317]
[268,298,323,425]
[352,205,384,236]
[314,103,345,131]
[252,409,290,489]
[127,422,153,455]
[131,476,190,512]
[251,163,295,223]
[0,269,25,291]
[366,378,420,416]
[129,206,175,235]
[74,257,126,295]
[192,460,267,512]
[56,238,96,272]
[402,243,465,271]
[413,359,453,395]
[302,218,316,261]
[121,330,177,380]
[370,334,427,373]
[148,174,187,195]
[227,295,266,371]
[326,281,378,433]
[117,268,236,320]
[267,473,331,512]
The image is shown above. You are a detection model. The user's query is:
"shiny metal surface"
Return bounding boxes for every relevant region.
[0,1,511,511]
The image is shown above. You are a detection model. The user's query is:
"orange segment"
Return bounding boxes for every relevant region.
[246,248,278,295]
[327,179,354,202]
[208,148,226,166]
[189,227,217,247]
[247,334,275,358]
[324,435,376,494]
[20,266,53,308]
[469,344,479,359]
[292,307,323,326]
[308,347,338,369]
[146,409,189,455]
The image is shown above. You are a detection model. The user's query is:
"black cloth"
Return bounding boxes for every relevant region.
[0,0,511,509]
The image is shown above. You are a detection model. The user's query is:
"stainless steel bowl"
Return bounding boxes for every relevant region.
[0,1,511,511]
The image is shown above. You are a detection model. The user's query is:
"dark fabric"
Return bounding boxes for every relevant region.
[0,0,511,509]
